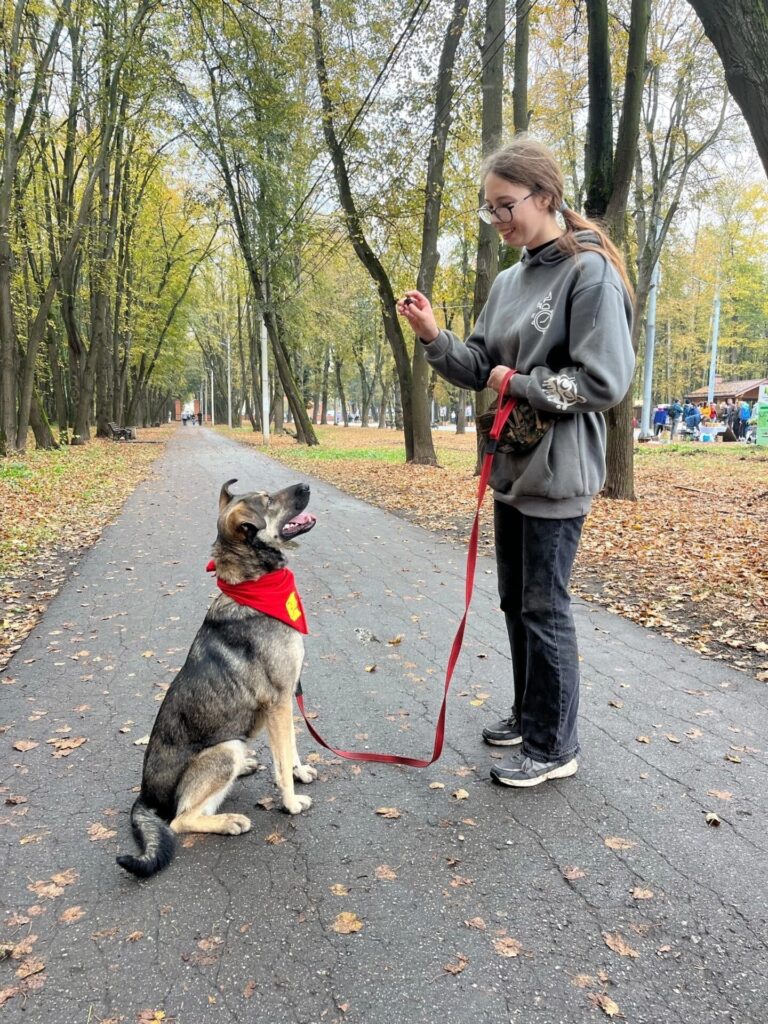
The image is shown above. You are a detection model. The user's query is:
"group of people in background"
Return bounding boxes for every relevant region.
[652,397,756,440]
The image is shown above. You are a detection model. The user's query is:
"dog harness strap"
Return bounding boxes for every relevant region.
[295,370,518,767]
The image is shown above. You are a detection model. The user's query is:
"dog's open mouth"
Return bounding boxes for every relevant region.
[281,512,317,539]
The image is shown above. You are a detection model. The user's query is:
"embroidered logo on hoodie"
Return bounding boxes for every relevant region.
[531,291,553,333]
[542,374,587,411]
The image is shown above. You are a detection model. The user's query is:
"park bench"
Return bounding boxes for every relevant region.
[107,422,136,441]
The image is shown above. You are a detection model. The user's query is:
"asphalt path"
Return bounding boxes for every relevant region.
[2,426,767,1023]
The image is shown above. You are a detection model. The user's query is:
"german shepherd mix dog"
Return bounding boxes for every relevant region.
[117,479,318,878]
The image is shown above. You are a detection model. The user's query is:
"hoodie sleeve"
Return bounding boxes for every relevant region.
[418,303,492,392]
[508,278,635,415]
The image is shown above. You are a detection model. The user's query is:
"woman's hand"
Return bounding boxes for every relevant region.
[486,365,516,395]
[396,290,440,342]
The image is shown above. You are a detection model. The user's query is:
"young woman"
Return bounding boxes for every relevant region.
[398,137,635,788]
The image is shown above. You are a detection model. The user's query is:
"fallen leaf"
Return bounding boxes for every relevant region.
[602,931,639,958]
[707,790,732,801]
[47,736,86,757]
[50,868,76,884]
[571,974,597,989]
[265,831,286,845]
[725,753,742,763]
[685,728,703,739]
[27,881,64,900]
[705,811,722,827]
[15,957,45,979]
[88,823,117,842]
[133,735,150,746]
[331,912,363,934]
[452,789,469,800]
[5,795,27,805]
[589,993,623,1018]
[635,735,651,744]
[450,875,473,888]
[375,865,397,880]
[58,906,86,924]
[243,979,257,999]
[429,781,445,790]
[364,664,377,673]
[444,954,469,975]
[255,796,274,810]
[330,884,349,896]
[631,887,654,900]
[562,866,586,880]
[386,635,403,646]
[12,740,38,752]
[604,836,636,851]
[464,917,486,930]
[493,937,523,958]
[665,734,681,744]
[608,699,624,709]
[375,807,401,819]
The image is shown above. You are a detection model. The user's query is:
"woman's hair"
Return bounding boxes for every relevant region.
[481,137,633,297]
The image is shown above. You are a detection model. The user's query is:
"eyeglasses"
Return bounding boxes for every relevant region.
[477,191,537,225]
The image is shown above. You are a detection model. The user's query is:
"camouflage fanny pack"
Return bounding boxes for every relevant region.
[476,398,554,455]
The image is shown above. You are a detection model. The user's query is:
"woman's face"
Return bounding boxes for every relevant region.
[482,172,553,248]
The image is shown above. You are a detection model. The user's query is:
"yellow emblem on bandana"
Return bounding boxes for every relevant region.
[286,591,302,622]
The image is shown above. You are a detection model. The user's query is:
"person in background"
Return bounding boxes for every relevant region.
[653,405,668,437]
[668,399,683,439]
[398,137,635,789]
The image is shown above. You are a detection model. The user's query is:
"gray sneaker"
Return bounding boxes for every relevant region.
[482,712,523,747]
[490,755,578,788]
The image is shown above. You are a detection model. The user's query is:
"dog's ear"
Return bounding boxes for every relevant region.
[223,500,267,542]
[219,478,238,512]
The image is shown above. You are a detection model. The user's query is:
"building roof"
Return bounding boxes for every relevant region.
[685,377,768,400]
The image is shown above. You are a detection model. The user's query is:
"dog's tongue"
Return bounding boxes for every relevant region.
[283,512,317,535]
[288,513,316,528]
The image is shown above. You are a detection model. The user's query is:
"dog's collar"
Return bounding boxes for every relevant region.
[206,560,308,634]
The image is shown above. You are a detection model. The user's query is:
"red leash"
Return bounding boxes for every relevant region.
[295,370,517,766]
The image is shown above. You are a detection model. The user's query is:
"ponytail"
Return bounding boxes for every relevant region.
[557,206,634,299]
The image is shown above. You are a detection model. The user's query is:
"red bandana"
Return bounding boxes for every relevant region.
[206,560,308,634]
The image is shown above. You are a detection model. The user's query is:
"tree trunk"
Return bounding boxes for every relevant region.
[585,0,614,218]
[586,0,651,500]
[412,0,469,466]
[513,0,530,132]
[473,0,506,470]
[312,0,419,460]
[334,358,348,426]
[686,0,768,179]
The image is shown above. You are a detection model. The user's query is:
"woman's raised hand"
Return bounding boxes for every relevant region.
[396,290,440,343]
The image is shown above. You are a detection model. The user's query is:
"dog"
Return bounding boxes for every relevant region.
[116,479,318,878]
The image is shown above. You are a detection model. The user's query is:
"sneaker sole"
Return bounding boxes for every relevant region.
[482,734,523,747]
[491,759,578,788]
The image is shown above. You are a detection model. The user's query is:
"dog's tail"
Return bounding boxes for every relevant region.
[116,796,176,878]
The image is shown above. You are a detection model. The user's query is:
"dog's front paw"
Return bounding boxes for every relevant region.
[283,794,312,815]
[293,763,318,784]
[222,813,252,834]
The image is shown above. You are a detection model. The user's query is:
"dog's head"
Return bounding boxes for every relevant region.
[213,479,316,580]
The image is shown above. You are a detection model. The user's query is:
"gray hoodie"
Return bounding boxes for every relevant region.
[421,231,635,518]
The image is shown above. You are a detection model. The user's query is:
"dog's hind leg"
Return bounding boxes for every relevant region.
[266,700,312,815]
[170,741,252,835]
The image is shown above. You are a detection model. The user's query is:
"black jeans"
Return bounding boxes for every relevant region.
[493,502,585,763]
